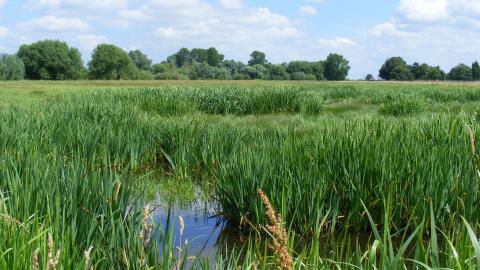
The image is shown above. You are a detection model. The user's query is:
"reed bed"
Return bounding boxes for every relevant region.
[1,83,480,269]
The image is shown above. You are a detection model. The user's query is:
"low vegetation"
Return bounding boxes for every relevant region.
[1,81,480,269]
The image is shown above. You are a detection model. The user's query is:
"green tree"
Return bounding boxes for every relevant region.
[472,61,480,81]
[152,63,174,74]
[242,64,266,79]
[17,40,86,80]
[426,66,445,81]
[447,64,473,81]
[389,65,414,81]
[287,61,324,80]
[88,44,137,80]
[365,74,374,81]
[190,49,208,63]
[167,48,191,68]
[206,47,224,67]
[290,72,307,80]
[223,60,246,78]
[248,51,267,66]
[414,63,430,80]
[379,57,409,80]
[128,50,152,71]
[266,64,290,80]
[0,54,25,80]
[323,53,350,80]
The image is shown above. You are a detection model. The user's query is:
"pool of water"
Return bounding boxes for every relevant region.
[149,188,246,266]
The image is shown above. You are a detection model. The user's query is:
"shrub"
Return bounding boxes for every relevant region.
[135,70,154,80]
[290,72,307,81]
[154,71,190,80]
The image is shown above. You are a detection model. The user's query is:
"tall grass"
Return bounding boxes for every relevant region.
[1,84,480,269]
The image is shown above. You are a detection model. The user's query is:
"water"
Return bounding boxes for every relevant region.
[149,188,245,266]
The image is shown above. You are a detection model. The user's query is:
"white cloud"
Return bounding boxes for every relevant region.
[397,0,449,22]
[299,6,317,16]
[366,0,480,79]
[118,10,153,21]
[317,37,357,48]
[27,0,127,11]
[371,22,416,38]
[218,0,243,10]
[155,27,182,39]
[20,16,89,32]
[0,0,5,9]
[76,34,108,52]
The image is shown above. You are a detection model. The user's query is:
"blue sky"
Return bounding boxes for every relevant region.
[0,0,479,79]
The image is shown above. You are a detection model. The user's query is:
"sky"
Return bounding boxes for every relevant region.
[0,0,479,79]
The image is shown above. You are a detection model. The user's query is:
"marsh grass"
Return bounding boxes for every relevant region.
[0,82,480,269]
[378,96,424,116]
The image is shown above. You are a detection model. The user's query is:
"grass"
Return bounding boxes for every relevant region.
[1,80,480,269]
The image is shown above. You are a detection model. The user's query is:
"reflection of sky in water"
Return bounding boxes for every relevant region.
[150,192,232,266]
[153,207,225,258]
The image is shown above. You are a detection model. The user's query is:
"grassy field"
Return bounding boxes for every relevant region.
[1,80,480,269]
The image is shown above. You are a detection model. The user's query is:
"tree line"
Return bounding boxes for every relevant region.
[0,40,351,81]
[1,40,478,81]
[370,56,480,81]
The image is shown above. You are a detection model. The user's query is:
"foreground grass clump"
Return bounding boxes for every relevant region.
[1,82,480,269]
[378,96,424,116]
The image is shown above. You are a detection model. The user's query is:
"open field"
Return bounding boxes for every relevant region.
[1,80,480,269]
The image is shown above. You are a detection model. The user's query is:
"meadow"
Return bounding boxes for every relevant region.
[1,80,480,269]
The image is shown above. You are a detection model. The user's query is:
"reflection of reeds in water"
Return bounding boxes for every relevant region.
[257,189,292,270]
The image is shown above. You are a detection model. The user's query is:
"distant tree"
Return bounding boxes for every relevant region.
[365,74,374,81]
[152,63,172,74]
[88,44,137,80]
[379,57,410,81]
[128,50,152,71]
[242,64,266,79]
[409,62,420,79]
[206,47,224,67]
[311,61,325,80]
[17,40,86,80]
[266,64,290,80]
[189,62,231,80]
[389,65,415,81]
[413,63,431,80]
[190,49,208,63]
[134,70,154,80]
[290,72,307,80]
[426,66,445,81]
[447,64,473,81]
[287,61,324,80]
[213,67,231,80]
[248,51,267,66]
[0,54,25,80]
[223,60,246,78]
[167,48,191,68]
[472,61,480,81]
[323,53,350,80]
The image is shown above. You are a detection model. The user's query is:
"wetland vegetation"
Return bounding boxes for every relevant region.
[1,80,480,269]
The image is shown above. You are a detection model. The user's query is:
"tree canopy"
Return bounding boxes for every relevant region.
[379,57,411,81]
[129,50,152,71]
[447,64,473,81]
[88,44,137,80]
[17,40,86,80]
[324,53,350,81]
[248,51,267,66]
[0,54,25,80]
